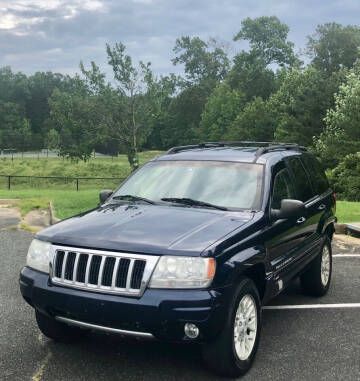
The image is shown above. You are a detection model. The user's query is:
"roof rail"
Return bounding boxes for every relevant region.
[166,142,225,154]
[252,143,306,163]
[165,141,307,158]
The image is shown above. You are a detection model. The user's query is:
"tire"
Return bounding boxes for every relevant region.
[300,237,332,297]
[202,277,261,378]
[35,310,88,343]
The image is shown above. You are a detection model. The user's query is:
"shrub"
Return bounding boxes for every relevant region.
[328,153,360,201]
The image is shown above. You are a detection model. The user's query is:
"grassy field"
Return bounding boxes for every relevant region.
[0,188,358,223]
[335,201,360,224]
[0,151,162,190]
[0,189,99,219]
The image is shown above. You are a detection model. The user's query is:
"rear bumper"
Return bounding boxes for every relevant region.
[19,266,229,342]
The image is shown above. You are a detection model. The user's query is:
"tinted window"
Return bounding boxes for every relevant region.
[287,157,314,202]
[114,161,264,210]
[301,154,329,195]
[272,168,296,209]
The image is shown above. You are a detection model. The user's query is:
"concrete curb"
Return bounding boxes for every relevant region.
[49,201,61,225]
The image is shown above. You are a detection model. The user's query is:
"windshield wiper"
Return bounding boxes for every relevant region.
[161,197,228,211]
[112,194,155,204]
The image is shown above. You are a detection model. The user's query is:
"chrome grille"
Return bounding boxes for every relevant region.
[50,245,159,297]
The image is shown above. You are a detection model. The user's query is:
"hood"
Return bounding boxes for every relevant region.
[37,203,254,256]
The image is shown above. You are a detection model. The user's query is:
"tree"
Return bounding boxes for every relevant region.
[225,97,277,141]
[45,129,60,151]
[172,36,230,86]
[306,23,360,75]
[198,82,246,141]
[26,71,87,136]
[81,43,175,168]
[234,16,300,67]
[229,16,301,101]
[315,64,360,167]
[271,67,343,146]
[0,101,28,148]
[48,89,95,161]
[160,83,211,148]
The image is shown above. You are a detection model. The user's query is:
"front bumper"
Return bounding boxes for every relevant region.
[20,266,229,342]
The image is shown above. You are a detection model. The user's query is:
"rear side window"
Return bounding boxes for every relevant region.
[287,157,314,202]
[301,154,329,195]
[272,168,296,209]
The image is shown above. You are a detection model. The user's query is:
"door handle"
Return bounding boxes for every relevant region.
[296,217,306,224]
[317,204,326,210]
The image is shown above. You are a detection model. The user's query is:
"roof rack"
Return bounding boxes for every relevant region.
[166,141,307,159]
[252,143,307,163]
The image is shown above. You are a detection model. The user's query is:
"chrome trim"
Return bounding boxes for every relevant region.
[50,245,159,297]
[55,316,155,340]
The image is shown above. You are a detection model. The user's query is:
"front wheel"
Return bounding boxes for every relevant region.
[300,237,332,296]
[202,278,261,378]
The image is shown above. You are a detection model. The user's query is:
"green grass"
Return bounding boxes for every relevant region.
[0,189,99,219]
[336,201,360,224]
[0,151,162,190]
[13,198,50,217]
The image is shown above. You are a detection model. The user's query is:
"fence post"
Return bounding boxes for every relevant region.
[76,178,79,191]
[8,175,11,190]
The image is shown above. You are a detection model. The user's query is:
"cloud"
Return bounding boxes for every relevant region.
[0,0,360,77]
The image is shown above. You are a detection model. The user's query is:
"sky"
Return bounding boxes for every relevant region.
[1,0,360,78]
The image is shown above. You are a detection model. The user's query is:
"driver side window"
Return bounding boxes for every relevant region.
[272,168,296,209]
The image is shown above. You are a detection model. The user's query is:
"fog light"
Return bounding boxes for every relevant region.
[184,323,199,339]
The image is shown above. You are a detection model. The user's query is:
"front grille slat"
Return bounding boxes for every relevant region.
[61,252,68,280]
[51,247,156,297]
[89,255,102,285]
[64,252,76,280]
[72,253,80,282]
[131,260,146,289]
[76,254,88,283]
[116,258,131,288]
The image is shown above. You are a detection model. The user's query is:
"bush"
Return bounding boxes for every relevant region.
[328,153,360,201]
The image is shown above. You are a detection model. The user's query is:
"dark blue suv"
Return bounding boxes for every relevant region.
[20,142,336,377]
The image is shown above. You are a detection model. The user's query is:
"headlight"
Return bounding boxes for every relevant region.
[149,256,216,289]
[26,239,51,273]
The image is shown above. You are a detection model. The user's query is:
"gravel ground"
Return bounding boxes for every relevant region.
[1,230,359,381]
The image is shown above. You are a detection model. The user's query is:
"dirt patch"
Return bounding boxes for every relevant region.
[334,234,360,253]
[23,209,51,229]
[0,199,51,232]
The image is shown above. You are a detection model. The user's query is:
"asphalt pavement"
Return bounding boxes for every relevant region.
[1,229,359,381]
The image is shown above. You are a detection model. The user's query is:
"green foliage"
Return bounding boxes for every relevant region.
[226,97,277,141]
[172,36,230,85]
[198,82,246,141]
[272,67,342,145]
[228,52,277,101]
[328,153,360,201]
[307,23,360,75]
[160,83,211,147]
[45,129,60,151]
[315,64,360,167]
[229,16,300,102]
[48,89,95,161]
[234,16,300,67]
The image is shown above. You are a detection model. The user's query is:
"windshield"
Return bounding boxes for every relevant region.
[113,160,263,210]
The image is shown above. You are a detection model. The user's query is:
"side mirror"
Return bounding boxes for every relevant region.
[99,189,113,205]
[271,199,305,221]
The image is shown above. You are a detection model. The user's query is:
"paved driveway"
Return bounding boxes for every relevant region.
[1,229,359,381]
